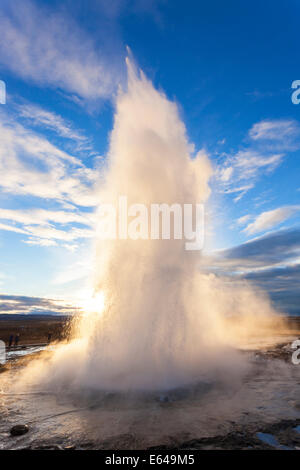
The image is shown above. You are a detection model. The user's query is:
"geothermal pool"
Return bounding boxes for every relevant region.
[0,333,299,450]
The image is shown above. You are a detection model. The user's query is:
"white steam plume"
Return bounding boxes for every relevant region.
[17,56,286,392]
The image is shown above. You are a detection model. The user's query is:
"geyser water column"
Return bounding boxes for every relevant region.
[77,56,228,390]
[17,55,285,393]
[74,56,249,391]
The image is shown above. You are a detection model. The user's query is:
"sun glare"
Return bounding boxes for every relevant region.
[81,291,106,316]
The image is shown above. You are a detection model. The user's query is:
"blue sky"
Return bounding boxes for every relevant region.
[0,0,299,315]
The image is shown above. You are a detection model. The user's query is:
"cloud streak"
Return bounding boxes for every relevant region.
[0,294,79,315]
[0,111,99,207]
[249,119,300,147]
[0,0,122,101]
[220,228,300,269]
[0,109,100,247]
[215,119,300,201]
[18,103,90,145]
[202,228,300,314]
[243,206,300,234]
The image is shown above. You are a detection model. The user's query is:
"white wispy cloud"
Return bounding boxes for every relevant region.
[0,108,100,248]
[243,206,300,235]
[0,207,95,247]
[0,222,27,235]
[249,119,300,143]
[215,118,300,201]
[0,111,99,207]
[0,220,93,243]
[0,0,121,101]
[234,150,284,176]
[0,208,94,227]
[23,237,58,247]
[218,166,233,182]
[217,149,285,195]
[237,214,251,226]
[18,103,89,144]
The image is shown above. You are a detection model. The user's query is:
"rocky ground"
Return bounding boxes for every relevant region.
[0,318,299,450]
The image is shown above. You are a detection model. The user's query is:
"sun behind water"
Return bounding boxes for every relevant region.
[80,291,106,316]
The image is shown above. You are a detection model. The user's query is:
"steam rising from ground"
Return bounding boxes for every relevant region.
[17,57,286,392]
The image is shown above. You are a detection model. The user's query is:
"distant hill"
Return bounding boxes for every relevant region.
[0,313,71,321]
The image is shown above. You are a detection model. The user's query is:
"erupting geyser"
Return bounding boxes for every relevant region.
[18,56,285,392]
